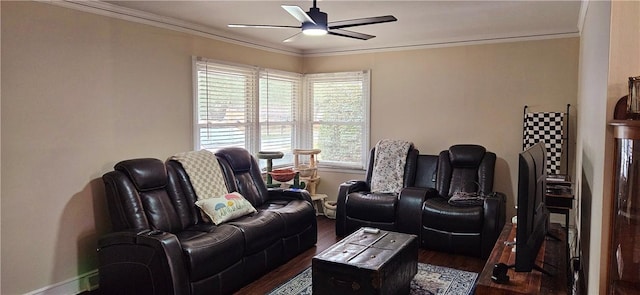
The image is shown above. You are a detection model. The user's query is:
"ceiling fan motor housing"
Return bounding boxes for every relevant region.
[304,7,328,30]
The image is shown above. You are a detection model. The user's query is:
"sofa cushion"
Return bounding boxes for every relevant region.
[260,200,315,236]
[195,192,257,225]
[178,224,245,281]
[422,198,483,233]
[346,192,397,223]
[227,210,284,254]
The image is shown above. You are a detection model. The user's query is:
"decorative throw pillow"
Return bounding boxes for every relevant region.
[195,192,257,225]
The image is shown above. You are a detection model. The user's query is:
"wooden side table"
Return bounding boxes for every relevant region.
[475,223,567,295]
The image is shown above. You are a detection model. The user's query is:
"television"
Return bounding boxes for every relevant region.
[514,142,551,274]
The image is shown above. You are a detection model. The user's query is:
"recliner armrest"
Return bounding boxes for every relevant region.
[481,191,507,259]
[335,180,370,236]
[267,188,312,204]
[339,180,370,195]
[397,187,437,236]
[335,180,370,207]
[423,187,441,199]
[97,230,190,295]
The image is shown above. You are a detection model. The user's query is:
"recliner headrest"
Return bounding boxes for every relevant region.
[114,158,167,191]
[448,145,487,168]
[215,147,253,172]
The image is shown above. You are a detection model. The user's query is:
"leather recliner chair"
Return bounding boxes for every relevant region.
[335,145,419,236]
[419,144,506,258]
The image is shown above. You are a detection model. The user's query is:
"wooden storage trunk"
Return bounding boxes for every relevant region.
[312,229,418,295]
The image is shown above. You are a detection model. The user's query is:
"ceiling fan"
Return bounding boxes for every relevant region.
[228,0,397,42]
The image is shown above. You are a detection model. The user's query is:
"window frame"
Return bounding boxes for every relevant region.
[193,56,370,171]
[193,57,259,152]
[302,71,371,171]
[258,69,303,167]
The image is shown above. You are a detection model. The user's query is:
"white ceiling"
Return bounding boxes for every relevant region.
[83,1,583,55]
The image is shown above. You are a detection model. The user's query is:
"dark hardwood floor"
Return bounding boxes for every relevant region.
[234,216,486,294]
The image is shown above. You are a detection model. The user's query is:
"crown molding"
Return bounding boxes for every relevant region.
[42,0,582,58]
[302,31,580,57]
[42,0,303,56]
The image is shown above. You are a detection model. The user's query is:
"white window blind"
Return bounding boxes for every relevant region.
[194,57,369,171]
[304,71,370,170]
[259,70,301,167]
[195,58,257,151]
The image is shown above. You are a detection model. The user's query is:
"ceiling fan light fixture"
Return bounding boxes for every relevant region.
[302,27,327,36]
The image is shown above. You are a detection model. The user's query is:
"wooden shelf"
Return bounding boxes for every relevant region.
[546,192,574,209]
[609,120,640,139]
[475,223,567,295]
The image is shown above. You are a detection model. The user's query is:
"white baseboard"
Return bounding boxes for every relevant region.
[25,269,99,295]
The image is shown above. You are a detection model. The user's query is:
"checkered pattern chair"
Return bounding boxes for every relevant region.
[523,109,566,175]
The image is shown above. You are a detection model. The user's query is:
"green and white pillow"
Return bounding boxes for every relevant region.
[195,192,257,225]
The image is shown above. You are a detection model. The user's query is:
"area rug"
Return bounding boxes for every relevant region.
[267,263,478,295]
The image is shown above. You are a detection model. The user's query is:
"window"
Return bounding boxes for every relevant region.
[259,70,301,166]
[194,57,369,170]
[194,60,256,151]
[304,71,370,170]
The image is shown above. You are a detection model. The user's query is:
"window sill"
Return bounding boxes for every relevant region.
[260,164,366,175]
[318,166,366,175]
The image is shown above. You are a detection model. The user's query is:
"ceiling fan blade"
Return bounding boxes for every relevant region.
[328,15,397,30]
[283,32,303,43]
[328,29,375,40]
[228,24,300,29]
[282,5,316,24]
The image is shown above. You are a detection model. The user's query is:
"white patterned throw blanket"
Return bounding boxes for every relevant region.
[170,150,227,201]
[370,139,412,194]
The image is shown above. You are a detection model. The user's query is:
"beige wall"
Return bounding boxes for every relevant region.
[2,1,583,294]
[575,1,611,293]
[310,39,580,219]
[1,2,302,294]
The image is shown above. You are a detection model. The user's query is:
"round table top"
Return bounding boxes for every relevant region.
[256,151,284,159]
[293,149,321,155]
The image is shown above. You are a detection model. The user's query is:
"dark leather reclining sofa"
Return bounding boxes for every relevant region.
[336,144,506,259]
[98,147,317,294]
